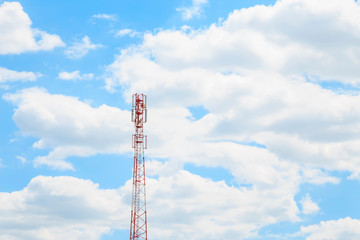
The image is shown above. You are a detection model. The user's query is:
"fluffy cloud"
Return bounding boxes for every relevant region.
[0,175,128,240]
[147,169,299,240]
[254,132,360,172]
[145,0,360,83]
[301,168,340,185]
[3,87,132,170]
[0,1,64,54]
[64,36,103,59]
[5,0,360,238]
[223,0,360,84]
[300,194,320,215]
[300,217,360,239]
[58,70,94,81]
[0,67,41,83]
[105,0,360,175]
[177,0,208,20]
[0,170,301,240]
[105,53,360,174]
[101,1,360,236]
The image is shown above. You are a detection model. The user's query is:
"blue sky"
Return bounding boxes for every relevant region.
[1,0,360,239]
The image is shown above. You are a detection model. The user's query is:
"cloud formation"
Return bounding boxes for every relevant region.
[16,156,27,163]
[102,0,360,236]
[4,0,360,238]
[147,168,300,240]
[105,0,360,175]
[0,175,127,240]
[58,70,94,81]
[64,36,103,59]
[0,170,300,240]
[300,217,360,239]
[0,67,41,83]
[150,0,360,83]
[116,29,140,38]
[91,13,117,22]
[300,194,320,215]
[0,1,64,54]
[3,87,132,170]
[177,0,208,20]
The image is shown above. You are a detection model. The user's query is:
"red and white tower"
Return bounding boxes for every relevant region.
[130,93,148,240]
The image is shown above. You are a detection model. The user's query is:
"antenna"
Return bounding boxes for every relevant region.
[130,93,148,240]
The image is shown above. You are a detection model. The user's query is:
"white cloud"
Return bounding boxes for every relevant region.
[0,85,9,90]
[347,172,360,181]
[0,158,4,168]
[146,0,360,83]
[0,175,127,240]
[104,0,360,175]
[0,171,300,240]
[16,156,26,163]
[101,0,360,235]
[147,169,299,240]
[3,87,132,170]
[91,13,117,21]
[177,0,208,20]
[0,2,64,54]
[4,0,360,237]
[0,88,303,237]
[116,29,140,38]
[300,217,360,240]
[105,54,360,170]
[254,132,360,173]
[302,168,340,185]
[300,194,320,215]
[0,67,41,83]
[64,36,103,59]
[58,70,94,81]
[222,0,360,84]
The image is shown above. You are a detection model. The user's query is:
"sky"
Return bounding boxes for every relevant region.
[1,0,360,239]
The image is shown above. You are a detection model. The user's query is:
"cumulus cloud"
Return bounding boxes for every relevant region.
[1,86,303,237]
[0,170,300,240]
[147,169,299,240]
[300,217,360,240]
[300,194,320,215]
[5,0,360,238]
[177,0,208,20]
[147,0,360,83]
[104,0,360,175]
[0,67,41,83]
[0,175,128,240]
[105,53,360,173]
[64,36,103,59]
[58,70,94,81]
[3,87,132,170]
[0,1,64,54]
[101,0,360,236]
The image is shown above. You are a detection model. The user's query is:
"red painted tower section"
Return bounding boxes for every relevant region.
[130,93,148,240]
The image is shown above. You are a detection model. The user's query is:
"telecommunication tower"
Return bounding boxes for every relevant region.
[130,93,148,240]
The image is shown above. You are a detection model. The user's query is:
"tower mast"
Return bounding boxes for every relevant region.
[130,93,148,240]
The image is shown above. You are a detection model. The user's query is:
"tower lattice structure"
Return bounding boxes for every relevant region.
[130,93,148,240]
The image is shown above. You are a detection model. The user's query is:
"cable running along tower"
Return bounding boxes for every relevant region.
[130,93,148,240]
